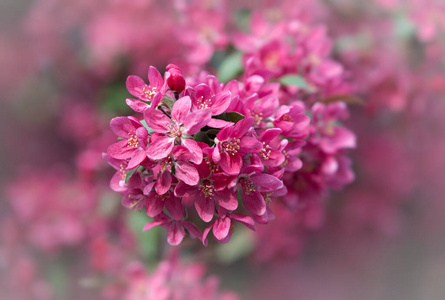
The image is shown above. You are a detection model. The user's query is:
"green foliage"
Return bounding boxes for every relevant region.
[279,74,309,89]
[218,51,243,83]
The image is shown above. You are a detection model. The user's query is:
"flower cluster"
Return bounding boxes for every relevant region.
[105,63,313,246]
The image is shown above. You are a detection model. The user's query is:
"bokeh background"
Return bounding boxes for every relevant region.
[1,0,445,299]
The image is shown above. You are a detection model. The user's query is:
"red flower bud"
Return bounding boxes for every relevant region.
[166,64,186,93]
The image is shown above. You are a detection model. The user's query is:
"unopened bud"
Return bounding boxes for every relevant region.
[166,64,186,93]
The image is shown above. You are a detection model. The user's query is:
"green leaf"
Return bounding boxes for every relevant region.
[216,227,255,263]
[218,51,243,83]
[279,74,309,89]
[127,211,160,261]
[225,112,246,123]
[194,131,213,146]
[125,167,138,183]
[140,120,155,133]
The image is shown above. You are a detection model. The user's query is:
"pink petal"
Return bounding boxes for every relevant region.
[108,140,138,159]
[167,222,185,246]
[143,108,170,133]
[202,224,214,246]
[110,117,135,138]
[207,118,233,129]
[145,194,164,217]
[182,221,202,240]
[148,66,163,88]
[250,174,283,192]
[242,190,266,215]
[126,75,146,99]
[211,90,232,115]
[126,98,149,113]
[182,139,203,164]
[213,217,231,240]
[229,214,256,231]
[175,161,199,186]
[195,196,215,222]
[172,96,192,125]
[232,117,254,138]
[146,135,173,160]
[165,195,183,221]
[259,128,282,144]
[216,189,238,211]
[239,136,262,154]
[184,109,212,135]
[126,149,147,170]
[220,152,242,175]
[142,219,165,232]
[155,171,172,195]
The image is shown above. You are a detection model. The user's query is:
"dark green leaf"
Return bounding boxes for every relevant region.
[225,112,246,123]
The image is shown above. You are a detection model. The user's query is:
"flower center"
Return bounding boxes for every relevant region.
[143,86,157,100]
[168,122,182,138]
[200,181,215,198]
[281,114,292,122]
[222,139,240,155]
[240,177,256,195]
[251,111,263,126]
[260,143,272,160]
[197,96,212,110]
[160,158,172,172]
[127,131,139,148]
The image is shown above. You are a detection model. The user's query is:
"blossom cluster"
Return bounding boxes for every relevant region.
[105,63,312,246]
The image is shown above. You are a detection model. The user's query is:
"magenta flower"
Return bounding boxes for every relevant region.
[310,102,356,154]
[126,66,166,112]
[273,102,310,139]
[143,212,202,246]
[143,188,183,221]
[107,116,149,170]
[212,117,262,175]
[144,96,212,163]
[202,207,256,245]
[238,167,283,217]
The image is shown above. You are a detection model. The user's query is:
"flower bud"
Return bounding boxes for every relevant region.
[166,64,186,93]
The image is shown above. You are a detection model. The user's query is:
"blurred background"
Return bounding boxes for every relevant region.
[1,0,445,299]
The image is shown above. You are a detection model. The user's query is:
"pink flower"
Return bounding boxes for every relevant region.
[107,116,149,170]
[144,96,212,162]
[212,117,262,175]
[143,212,202,246]
[237,167,284,217]
[273,102,310,139]
[202,207,256,245]
[126,66,167,112]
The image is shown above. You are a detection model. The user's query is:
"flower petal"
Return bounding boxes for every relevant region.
[146,135,173,160]
[184,109,212,135]
[213,217,231,241]
[144,108,170,133]
[175,161,199,186]
[172,96,192,125]
[195,196,215,222]
[167,222,185,246]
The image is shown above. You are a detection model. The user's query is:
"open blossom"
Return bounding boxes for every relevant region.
[126,66,168,112]
[144,95,212,162]
[107,117,149,170]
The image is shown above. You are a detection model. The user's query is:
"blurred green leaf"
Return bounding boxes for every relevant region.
[216,227,255,263]
[225,112,246,123]
[218,51,243,83]
[101,84,132,114]
[128,211,160,261]
[279,74,309,89]
[48,260,68,296]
